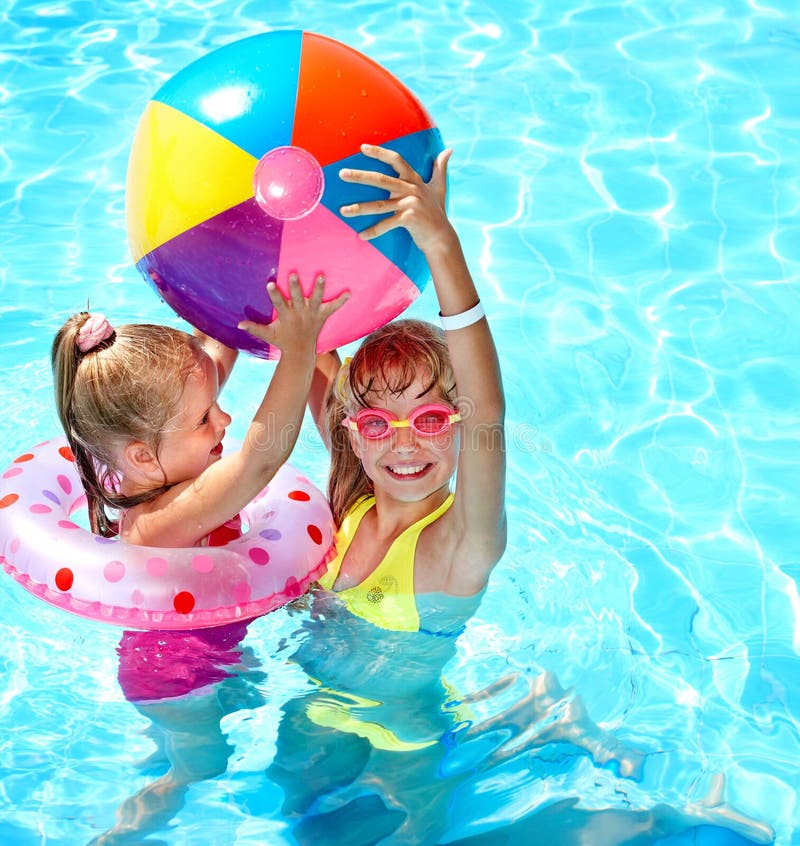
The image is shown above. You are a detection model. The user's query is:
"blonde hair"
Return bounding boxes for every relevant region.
[51,313,203,536]
[326,319,456,525]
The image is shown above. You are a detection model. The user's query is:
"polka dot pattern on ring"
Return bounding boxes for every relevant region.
[191,554,214,574]
[249,547,270,565]
[146,557,168,577]
[104,560,125,583]
[173,591,195,614]
[55,568,74,591]
[259,528,282,541]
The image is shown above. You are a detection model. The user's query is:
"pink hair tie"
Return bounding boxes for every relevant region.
[76,313,114,353]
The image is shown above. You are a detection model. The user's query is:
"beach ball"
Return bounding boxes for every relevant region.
[126,30,444,358]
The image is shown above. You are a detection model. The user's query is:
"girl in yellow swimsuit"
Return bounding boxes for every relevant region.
[321,143,506,632]
[241,143,503,631]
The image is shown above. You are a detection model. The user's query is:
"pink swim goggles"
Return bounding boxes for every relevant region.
[343,403,461,440]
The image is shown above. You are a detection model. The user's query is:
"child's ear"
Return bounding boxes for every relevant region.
[123,441,160,475]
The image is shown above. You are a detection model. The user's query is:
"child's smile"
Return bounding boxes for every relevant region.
[385,462,431,478]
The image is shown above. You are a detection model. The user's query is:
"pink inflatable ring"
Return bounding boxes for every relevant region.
[0,438,334,629]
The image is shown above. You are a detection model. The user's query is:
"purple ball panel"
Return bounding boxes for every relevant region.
[138,199,284,358]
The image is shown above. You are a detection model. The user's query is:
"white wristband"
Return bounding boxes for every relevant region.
[439,301,485,331]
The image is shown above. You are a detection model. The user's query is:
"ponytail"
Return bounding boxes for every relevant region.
[52,313,116,535]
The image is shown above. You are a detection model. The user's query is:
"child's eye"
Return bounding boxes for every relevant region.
[360,414,389,436]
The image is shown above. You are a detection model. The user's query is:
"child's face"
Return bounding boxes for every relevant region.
[348,373,459,505]
[157,352,232,486]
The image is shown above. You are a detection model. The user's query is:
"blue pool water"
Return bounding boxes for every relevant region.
[1,1,799,844]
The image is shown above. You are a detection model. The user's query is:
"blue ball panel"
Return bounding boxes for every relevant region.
[319,127,445,293]
[152,30,303,158]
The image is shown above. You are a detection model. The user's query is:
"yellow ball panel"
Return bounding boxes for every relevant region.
[126,101,258,262]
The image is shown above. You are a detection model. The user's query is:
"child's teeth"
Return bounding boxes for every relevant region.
[390,465,425,475]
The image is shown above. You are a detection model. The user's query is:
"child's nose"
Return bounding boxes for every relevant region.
[391,423,417,450]
[213,404,232,429]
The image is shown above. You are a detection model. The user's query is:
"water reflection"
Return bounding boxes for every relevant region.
[267,590,772,845]
[87,590,773,845]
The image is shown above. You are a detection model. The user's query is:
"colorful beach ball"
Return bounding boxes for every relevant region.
[126,30,444,358]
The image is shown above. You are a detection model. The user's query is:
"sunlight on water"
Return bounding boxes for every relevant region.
[1,0,798,844]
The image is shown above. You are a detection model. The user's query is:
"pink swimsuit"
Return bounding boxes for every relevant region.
[117,516,250,704]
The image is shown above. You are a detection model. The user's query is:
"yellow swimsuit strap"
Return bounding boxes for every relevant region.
[319,494,455,632]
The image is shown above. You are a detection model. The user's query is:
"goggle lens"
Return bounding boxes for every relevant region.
[358,413,393,439]
[412,408,452,434]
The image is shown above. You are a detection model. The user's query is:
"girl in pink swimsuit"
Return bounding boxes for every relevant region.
[56,277,345,846]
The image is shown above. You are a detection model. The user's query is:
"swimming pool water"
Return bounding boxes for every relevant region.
[1,1,799,844]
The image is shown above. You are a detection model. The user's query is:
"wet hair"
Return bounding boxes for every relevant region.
[51,313,204,536]
[326,319,457,525]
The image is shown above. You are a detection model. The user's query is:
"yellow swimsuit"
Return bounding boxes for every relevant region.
[308,493,479,753]
[318,494,454,632]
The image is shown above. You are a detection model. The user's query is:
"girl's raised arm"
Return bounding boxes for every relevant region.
[340,146,506,588]
[194,331,238,391]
